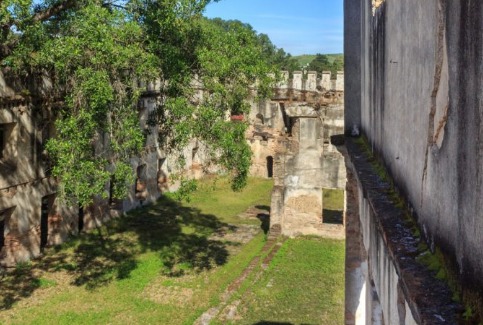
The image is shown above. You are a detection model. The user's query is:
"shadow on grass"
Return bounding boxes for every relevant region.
[255,205,270,234]
[253,320,318,325]
[323,209,343,225]
[0,195,234,309]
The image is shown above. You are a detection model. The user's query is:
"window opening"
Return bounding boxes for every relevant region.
[322,188,344,225]
[266,156,274,178]
[136,164,147,201]
[0,209,6,253]
[40,196,52,251]
[0,125,4,159]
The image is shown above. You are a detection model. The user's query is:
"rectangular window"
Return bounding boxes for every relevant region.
[136,164,147,194]
[40,195,55,251]
[0,123,15,161]
[0,207,14,253]
[0,125,4,159]
[0,211,5,252]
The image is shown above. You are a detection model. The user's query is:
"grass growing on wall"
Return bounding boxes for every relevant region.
[0,177,273,325]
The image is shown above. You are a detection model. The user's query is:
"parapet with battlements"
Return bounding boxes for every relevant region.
[276,71,344,92]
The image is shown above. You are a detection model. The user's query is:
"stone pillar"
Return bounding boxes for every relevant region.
[292,71,303,90]
[280,116,324,236]
[321,71,332,90]
[306,71,317,91]
[336,72,345,91]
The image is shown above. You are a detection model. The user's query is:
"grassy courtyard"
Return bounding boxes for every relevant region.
[222,237,345,325]
[0,177,345,325]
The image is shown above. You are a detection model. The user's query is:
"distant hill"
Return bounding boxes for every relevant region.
[293,53,343,69]
[292,54,317,68]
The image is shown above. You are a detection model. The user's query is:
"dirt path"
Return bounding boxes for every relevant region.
[194,207,285,325]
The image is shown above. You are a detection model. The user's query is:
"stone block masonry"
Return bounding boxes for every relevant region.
[253,73,346,238]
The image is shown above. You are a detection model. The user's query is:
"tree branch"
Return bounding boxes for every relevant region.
[31,0,79,24]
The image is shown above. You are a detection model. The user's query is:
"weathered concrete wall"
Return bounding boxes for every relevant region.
[344,140,457,324]
[346,0,483,321]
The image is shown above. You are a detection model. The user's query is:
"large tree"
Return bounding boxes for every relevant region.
[308,53,344,78]
[0,0,278,205]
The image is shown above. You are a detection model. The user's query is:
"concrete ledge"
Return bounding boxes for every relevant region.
[346,138,458,324]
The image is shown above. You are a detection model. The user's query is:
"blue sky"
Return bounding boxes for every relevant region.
[204,0,343,56]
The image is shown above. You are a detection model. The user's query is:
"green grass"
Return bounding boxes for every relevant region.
[225,237,345,325]
[0,177,273,325]
[174,176,273,225]
[323,188,344,210]
[292,54,316,67]
[323,188,344,224]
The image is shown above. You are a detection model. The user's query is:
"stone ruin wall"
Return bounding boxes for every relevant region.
[245,71,346,238]
[0,73,206,266]
[0,68,345,266]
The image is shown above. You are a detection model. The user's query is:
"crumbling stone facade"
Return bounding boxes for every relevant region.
[245,71,346,238]
[0,69,345,266]
[0,75,201,266]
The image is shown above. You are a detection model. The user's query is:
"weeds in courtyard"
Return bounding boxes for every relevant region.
[216,237,345,325]
[0,177,346,325]
[0,177,272,324]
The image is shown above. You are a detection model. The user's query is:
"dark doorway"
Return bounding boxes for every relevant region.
[0,208,14,254]
[266,156,274,178]
[78,205,84,233]
[0,215,5,253]
[40,196,53,251]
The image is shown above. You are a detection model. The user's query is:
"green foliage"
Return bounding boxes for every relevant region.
[292,54,316,67]
[308,53,344,78]
[145,15,278,191]
[34,3,156,206]
[1,0,280,204]
[231,237,345,324]
[256,32,299,72]
[173,178,198,202]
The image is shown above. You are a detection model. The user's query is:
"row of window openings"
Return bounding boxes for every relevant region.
[0,197,56,255]
[0,157,170,254]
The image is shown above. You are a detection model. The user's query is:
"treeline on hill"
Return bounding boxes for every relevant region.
[307,54,344,78]
[0,0,295,206]
[280,53,344,79]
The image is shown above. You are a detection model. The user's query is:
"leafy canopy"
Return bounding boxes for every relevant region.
[308,53,344,78]
[1,0,279,205]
